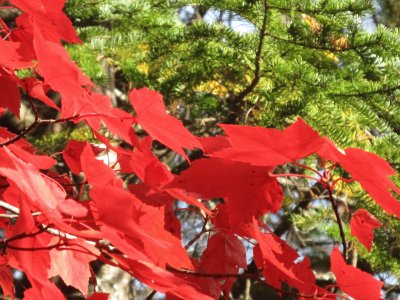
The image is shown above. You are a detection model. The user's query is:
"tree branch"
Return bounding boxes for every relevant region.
[326,183,347,259]
[233,0,268,103]
[265,31,381,52]
[329,84,400,97]
[166,265,339,299]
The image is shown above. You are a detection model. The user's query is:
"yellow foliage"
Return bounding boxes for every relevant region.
[137,62,149,75]
[330,36,349,50]
[322,50,340,65]
[194,80,229,98]
[301,14,322,34]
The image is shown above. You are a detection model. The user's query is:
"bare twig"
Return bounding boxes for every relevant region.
[326,183,347,258]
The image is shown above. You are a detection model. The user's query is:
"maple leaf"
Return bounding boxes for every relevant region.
[0,75,20,117]
[129,88,203,160]
[119,137,212,214]
[0,256,14,300]
[0,38,33,69]
[330,246,383,300]
[210,118,324,166]
[80,93,140,148]
[350,209,381,251]
[253,233,319,296]
[32,25,93,118]
[108,252,213,300]
[81,144,194,269]
[11,0,81,44]
[6,143,55,170]
[199,232,247,295]
[6,200,65,299]
[167,158,283,230]
[197,135,231,154]
[339,148,400,218]
[0,146,87,220]
[23,78,60,110]
[317,140,400,217]
[48,238,99,295]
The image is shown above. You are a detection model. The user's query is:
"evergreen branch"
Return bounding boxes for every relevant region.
[266,3,369,15]
[329,84,400,97]
[265,31,380,52]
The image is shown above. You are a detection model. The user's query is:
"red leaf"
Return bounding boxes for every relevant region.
[211,118,324,166]
[200,232,247,273]
[8,143,55,169]
[6,200,65,299]
[88,293,109,300]
[32,25,92,117]
[199,232,246,294]
[0,147,87,220]
[330,246,383,300]
[340,148,400,217]
[63,141,104,175]
[48,238,99,295]
[350,209,381,251]
[80,144,124,188]
[23,78,60,110]
[81,145,193,269]
[0,39,33,69]
[119,137,211,214]
[11,0,81,43]
[129,88,203,160]
[197,135,230,154]
[0,256,14,300]
[0,76,20,117]
[108,253,213,300]
[167,158,283,230]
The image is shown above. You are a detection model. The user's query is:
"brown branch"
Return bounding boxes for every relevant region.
[0,113,106,147]
[232,0,268,104]
[326,183,347,259]
[185,217,210,250]
[166,265,337,299]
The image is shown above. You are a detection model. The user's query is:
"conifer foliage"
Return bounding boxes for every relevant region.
[0,1,398,299]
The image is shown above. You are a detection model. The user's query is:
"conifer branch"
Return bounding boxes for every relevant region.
[265,31,381,52]
[329,84,400,97]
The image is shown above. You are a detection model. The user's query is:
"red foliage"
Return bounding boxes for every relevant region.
[0,1,397,299]
[350,209,381,251]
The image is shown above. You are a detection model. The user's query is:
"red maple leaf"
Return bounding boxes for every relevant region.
[350,209,381,251]
[129,88,203,160]
[167,158,283,230]
[199,232,247,295]
[48,238,99,295]
[210,118,324,166]
[0,75,20,117]
[330,246,383,300]
[11,0,81,43]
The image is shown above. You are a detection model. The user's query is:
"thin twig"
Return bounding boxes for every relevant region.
[185,217,210,250]
[166,265,339,299]
[326,183,347,258]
